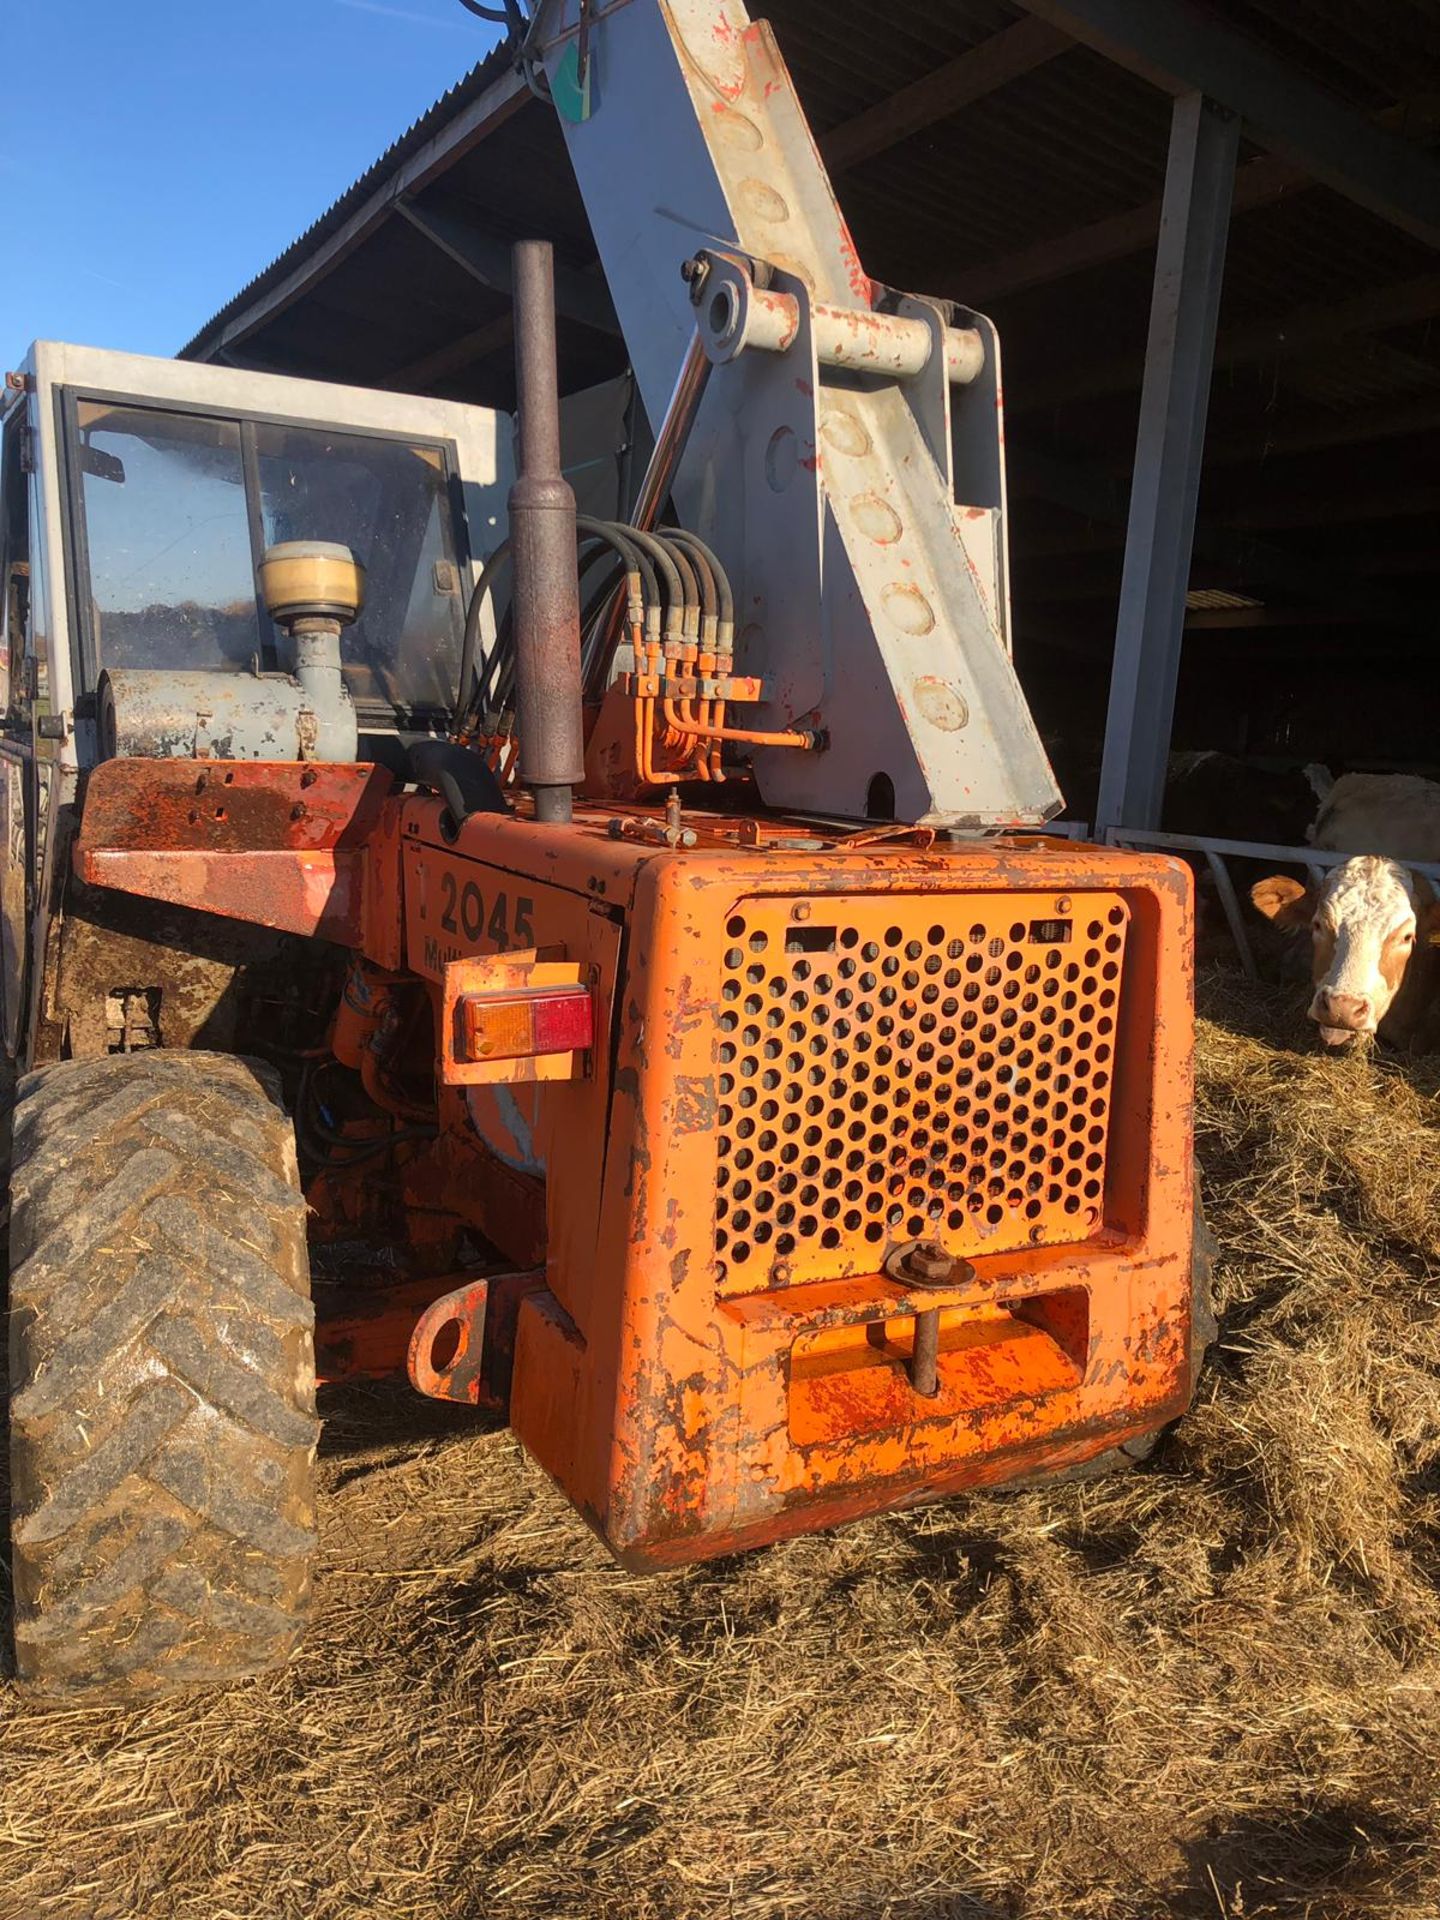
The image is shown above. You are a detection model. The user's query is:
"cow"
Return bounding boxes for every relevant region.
[1309,772,1440,863]
[1165,751,1333,848]
[1253,772,1440,1050]
[1036,745,1332,843]
[1251,858,1440,1050]
[1146,752,1333,967]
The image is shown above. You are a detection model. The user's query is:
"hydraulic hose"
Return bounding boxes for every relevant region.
[623,526,685,641]
[655,535,700,642]
[407,737,510,835]
[455,539,512,733]
[574,514,659,693]
[663,528,733,644]
[658,529,725,778]
[645,535,705,773]
[575,516,651,648]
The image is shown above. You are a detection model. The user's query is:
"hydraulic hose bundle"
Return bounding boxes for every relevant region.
[444,241,815,800]
[452,513,816,787]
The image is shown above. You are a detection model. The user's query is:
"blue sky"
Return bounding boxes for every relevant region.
[0,0,504,369]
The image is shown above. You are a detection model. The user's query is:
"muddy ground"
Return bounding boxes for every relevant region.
[3,975,1439,1919]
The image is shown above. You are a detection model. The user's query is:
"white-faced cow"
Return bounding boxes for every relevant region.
[1251,774,1440,1050]
[1251,859,1440,1050]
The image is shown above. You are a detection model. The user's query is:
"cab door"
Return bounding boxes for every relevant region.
[0,393,34,1058]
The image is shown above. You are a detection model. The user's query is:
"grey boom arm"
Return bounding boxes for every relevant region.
[534,0,1061,828]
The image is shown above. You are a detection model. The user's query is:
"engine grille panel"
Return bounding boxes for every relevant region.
[713,892,1130,1290]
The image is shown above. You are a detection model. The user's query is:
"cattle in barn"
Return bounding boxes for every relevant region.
[1037,745,1332,843]
[1162,751,1333,847]
[1248,772,1440,1049]
[1309,772,1440,862]
[1151,753,1332,968]
[1251,858,1440,1050]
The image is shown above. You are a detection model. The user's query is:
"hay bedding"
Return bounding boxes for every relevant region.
[4,974,1440,1919]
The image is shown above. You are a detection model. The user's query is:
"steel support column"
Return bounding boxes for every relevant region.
[1096,93,1238,835]
[1019,0,1440,249]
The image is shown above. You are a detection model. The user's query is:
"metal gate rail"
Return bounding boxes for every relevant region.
[1097,826,1440,978]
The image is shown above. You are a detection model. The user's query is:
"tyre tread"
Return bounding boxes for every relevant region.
[8,1050,317,1697]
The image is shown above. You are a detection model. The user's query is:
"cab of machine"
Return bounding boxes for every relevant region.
[1,340,518,774]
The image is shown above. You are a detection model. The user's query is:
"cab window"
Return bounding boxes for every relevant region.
[75,402,259,670]
[69,398,467,713]
[2,403,34,711]
[253,422,464,711]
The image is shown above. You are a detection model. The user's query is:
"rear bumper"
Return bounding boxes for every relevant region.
[515,1228,1194,1565]
[506,832,1195,1563]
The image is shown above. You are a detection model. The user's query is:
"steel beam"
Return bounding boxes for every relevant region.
[1021,265,1440,413]
[389,313,515,391]
[1231,483,1440,532]
[1011,440,1432,635]
[1181,606,1362,630]
[820,17,1069,172]
[1096,94,1238,836]
[1207,390,1440,465]
[955,97,1437,308]
[394,198,619,336]
[184,60,529,363]
[1018,0,1440,249]
[961,152,1300,305]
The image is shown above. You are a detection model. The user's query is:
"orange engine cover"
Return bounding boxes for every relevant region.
[403,806,1195,1566]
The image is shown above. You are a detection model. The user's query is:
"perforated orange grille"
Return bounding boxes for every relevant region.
[713,892,1130,1290]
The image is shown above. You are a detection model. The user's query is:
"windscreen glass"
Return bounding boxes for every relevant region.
[76,401,260,670]
[72,400,466,710]
[254,423,465,710]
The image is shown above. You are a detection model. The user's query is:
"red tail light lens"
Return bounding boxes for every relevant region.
[457,984,594,1062]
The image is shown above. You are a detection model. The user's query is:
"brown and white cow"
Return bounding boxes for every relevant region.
[1251,857,1440,1050]
[1309,772,1440,863]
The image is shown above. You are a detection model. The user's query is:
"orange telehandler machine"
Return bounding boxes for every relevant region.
[2,0,1206,1695]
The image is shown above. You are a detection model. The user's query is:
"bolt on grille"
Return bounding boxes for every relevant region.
[713,892,1130,1289]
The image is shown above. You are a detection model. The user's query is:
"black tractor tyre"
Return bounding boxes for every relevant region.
[6,1050,319,1697]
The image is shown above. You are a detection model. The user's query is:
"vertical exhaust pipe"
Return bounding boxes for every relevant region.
[509,239,585,825]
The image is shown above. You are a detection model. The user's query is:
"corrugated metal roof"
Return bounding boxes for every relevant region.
[1204,0,1440,111]
[180,34,517,360]
[174,0,1440,767]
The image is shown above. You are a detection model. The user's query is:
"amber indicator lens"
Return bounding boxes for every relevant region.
[457,985,593,1061]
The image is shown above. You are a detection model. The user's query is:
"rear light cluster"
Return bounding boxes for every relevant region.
[457,985,593,1062]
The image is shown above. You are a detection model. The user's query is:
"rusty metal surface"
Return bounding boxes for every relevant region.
[54,862,332,1060]
[314,1273,474,1384]
[695,252,984,383]
[314,1266,545,1404]
[99,667,353,764]
[509,239,585,816]
[541,0,1059,827]
[909,1305,940,1397]
[407,1276,495,1404]
[59,757,1197,1567]
[398,1116,549,1276]
[77,757,391,853]
[405,1268,546,1407]
[712,890,1130,1287]
[73,758,394,946]
[403,796,1199,1564]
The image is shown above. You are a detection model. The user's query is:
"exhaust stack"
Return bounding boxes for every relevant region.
[508,240,585,826]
